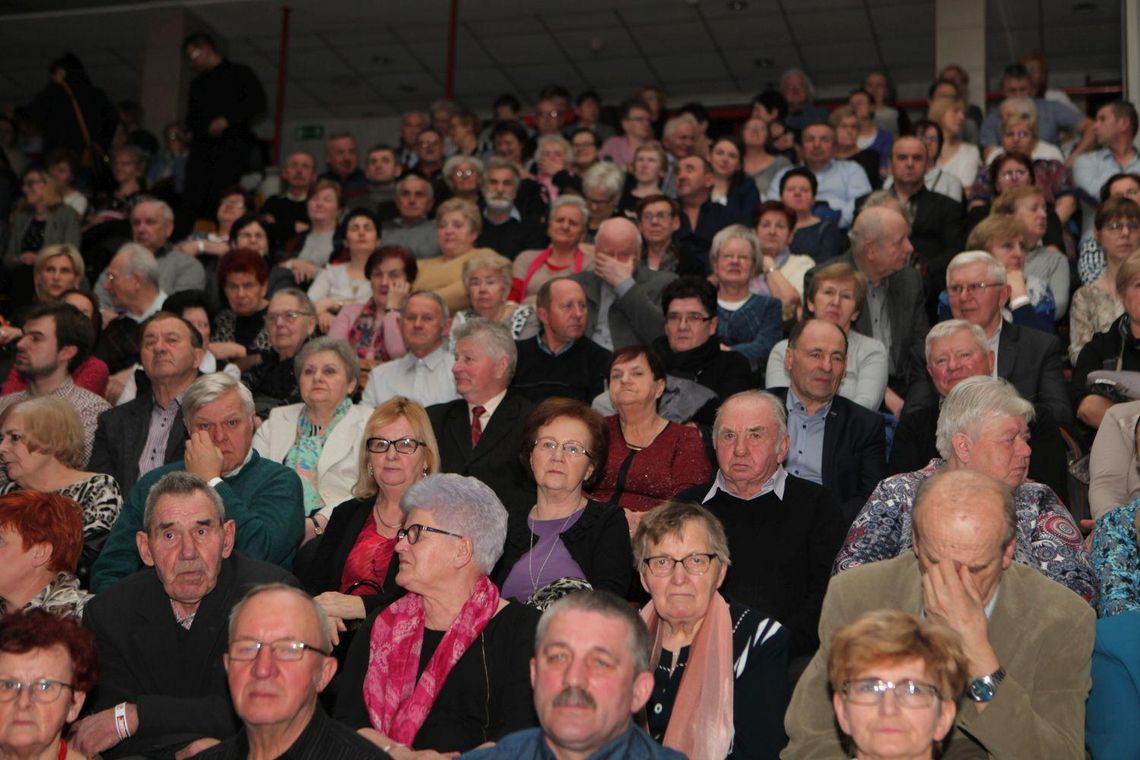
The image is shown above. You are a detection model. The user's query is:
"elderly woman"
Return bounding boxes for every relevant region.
[309,208,380,332]
[834,376,1096,602]
[767,261,888,411]
[967,151,1067,251]
[928,95,981,190]
[0,397,121,587]
[493,398,631,605]
[511,195,593,305]
[0,610,97,759]
[532,134,572,201]
[1069,197,1138,362]
[280,178,342,285]
[750,200,814,322]
[828,610,968,760]
[242,288,316,408]
[442,154,483,206]
[253,337,370,541]
[298,398,439,644]
[710,225,783,372]
[780,167,843,263]
[593,346,711,525]
[0,488,87,618]
[328,246,413,371]
[709,135,761,224]
[413,198,489,312]
[336,474,539,754]
[991,185,1070,322]
[636,195,682,273]
[981,105,1077,225]
[450,250,537,342]
[741,118,792,198]
[582,161,625,243]
[635,500,788,759]
[211,248,273,365]
[619,142,668,216]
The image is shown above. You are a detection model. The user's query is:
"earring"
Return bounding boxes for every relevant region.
[368,463,374,476]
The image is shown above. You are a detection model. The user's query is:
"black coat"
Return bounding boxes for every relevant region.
[88,393,188,495]
[510,335,611,405]
[652,335,754,427]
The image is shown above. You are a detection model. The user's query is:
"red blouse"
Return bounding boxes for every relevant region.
[589,415,712,512]
[340,520,397,595]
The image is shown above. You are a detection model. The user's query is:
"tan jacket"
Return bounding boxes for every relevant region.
[1089,400,1140,520]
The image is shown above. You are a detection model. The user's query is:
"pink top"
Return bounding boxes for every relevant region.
[327,301,407,361]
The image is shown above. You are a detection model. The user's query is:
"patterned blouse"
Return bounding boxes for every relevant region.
[1091,499,1140,618]
[834,459,1097,604]
[0,473,122,551]
[0,571,90,620]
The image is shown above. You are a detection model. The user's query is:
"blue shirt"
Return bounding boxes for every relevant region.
[768,159,872,228]
[979,98,1084,147]
[460,724,685,760]
[785,388,830,485]
[1072,147,1140,242]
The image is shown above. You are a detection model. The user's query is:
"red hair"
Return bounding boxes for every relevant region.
[0,491,83,573]
[0,610,97,691]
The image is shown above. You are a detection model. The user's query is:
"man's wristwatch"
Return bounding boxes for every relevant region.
[967,667,1006,702]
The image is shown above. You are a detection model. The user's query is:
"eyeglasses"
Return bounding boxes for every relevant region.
[1004,129,1033,140]
[947,282,1002,297]
[999,169,1029,181]
[396,523,464,544]
[0,678,74,703]
[1105,221,1139,233]
[452,169,476,178]
[534,438,591,459]
[642,553,718,577]
[265,310,314,324]
[227,639,331,662]
[842,678,941,708]
[665,312,713,325]
[366,436,427,454]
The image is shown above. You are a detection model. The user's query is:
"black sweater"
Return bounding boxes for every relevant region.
[653,335,754,427]
[510,335,612,405]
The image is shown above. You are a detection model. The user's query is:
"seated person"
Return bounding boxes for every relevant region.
[450,250,538,343]
[493,398,631,603]
[1086,609,1140,758]
[0,397,122,584]
[242,289,317,409]
[413,199,490,313]
[750,200,815,322]
[890,320,1068,498]
[211,248,273,366]
[74,472,296,759]
[475,157,548,260]
[335,474,540,754]
[327,246,414,372]
[511,278,611,404]
[958,214,1053,334]
[308,207,380,332]
[828,610,969,760]
[1089,399,1140,522]
[2,165,81,314]
[94,242,168,376]
[1091,495,1140,618]
[89,373,305,592]
[710,225,783,372]
[277,179,341,285]
[361,291,458,409]
[779,167,845,264]
[1076,172,1140,285]
[769,319,886,524]
[1069,197,1137,363]
[836,376,1095,603]
[513,196,594,307]
[785,469,1095,758]
[990,185,1070,323]
[382,175,441,260]
[0,491,88,618]
[173,187,251,301]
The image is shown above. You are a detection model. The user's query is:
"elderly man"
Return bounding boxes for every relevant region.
[906,250,1073,428]
[427,318,535,513]
[73,472,295,759]
[780,69,830,136]
[768,123,873,229]
[835,376,1095,604]
[476,157,548,259]
[464,590,682,759]
[769,319,885,524]
[382,175,440,260]
[192,584,384,759]
[95,243,171,376]
[673,156,736,276]
[361,291,458,408]
[0,303,109,467]
[890,319,1068,497]
[321,132,369,208]
[412,128,445,185]
[89,373,304,593]
[659,114,699,196]
[88,312,205,494]
[786,468,1094,759]
[512,277,611,404]
[677,390,843,663]
[573,217,676,351]
[261,151,316,243]
[1072,101,1140,244]
[979,63,1092,157]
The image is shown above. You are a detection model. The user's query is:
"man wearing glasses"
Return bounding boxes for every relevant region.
[75,472,296,758]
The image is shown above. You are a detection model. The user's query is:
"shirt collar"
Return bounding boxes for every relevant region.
[704,465,787,502]
[484,205,522,223]
[468,388,507,421]
[537,330,575,356]
[409,344,449,369]
[222,448,255,478]
[786,387,832,419]
[128,291,168,323]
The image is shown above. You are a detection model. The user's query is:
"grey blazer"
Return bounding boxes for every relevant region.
[3,204,81,268]
[572,266,677,351]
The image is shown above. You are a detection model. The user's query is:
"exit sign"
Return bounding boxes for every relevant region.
[295,125,324,140]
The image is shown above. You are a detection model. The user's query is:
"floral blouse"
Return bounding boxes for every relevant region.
[1091,499,1140,618]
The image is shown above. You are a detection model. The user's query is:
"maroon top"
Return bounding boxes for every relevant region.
[590,415,712,512]
[340,520,397,595]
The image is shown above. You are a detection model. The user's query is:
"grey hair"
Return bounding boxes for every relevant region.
[709,224,761,277]
[582,162,626,201]
[713,390,788,443]
[859,191,910,223]
[935,376,1035,461]
[924,319,989,365]
[946,250,1007,286]
[848,205,906,257]
[228,583,332,652]
[115,242,160,288]
[442,154,484,192]
[550,193,589,223]
[182,372,256,422]
[780,68,815,97]
[399,473,508,574]
[462,250,513,290]
[293,336,361,386]
[482,156,521,182]
[453,317,517,378]
[132,195,175,223]
[403,289,451,323]
[536,590,652,675]
[396,173,435,200]
[270,288,316,316]
[143,471,226,533]
[536,133,571,157]
[663,113,699,140]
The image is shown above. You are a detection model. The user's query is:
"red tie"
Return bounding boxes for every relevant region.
[470,405,486,447]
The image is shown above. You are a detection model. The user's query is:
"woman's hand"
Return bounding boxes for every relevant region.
[210,341,248,362]
[285,259,318,283]
[18,251,37,266]
[386,279,411,311]
[1006,268,1029,300]
[315,591,367,622]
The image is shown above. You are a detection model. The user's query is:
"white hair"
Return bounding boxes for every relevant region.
[946,250,1007,285]
[935,376,1034,460]
[400,474,508,574]
[924,319,989,365]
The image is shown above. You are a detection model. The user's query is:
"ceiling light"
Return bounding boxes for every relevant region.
[727,0,747,9]
[754,57,773,68]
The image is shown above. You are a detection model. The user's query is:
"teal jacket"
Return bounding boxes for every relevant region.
[89,451,304,593]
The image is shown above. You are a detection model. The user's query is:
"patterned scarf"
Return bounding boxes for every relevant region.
[284,398,350,515]
[346,298,390,362]
[363,575,500,745]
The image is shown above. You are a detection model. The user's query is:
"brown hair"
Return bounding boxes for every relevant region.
[520,397,608,490]
[0,490,84,574]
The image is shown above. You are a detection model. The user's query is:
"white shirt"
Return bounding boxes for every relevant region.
[361,345,458,408]
[468,389,507,434]
[703,465,788,503]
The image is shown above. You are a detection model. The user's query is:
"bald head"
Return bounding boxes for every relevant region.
[595,217,642,264]
[912,469,1016,549]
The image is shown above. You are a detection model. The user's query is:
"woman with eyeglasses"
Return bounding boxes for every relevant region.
[297,397,438,653]
[491,399,631,607]
[827,609,969,760]
[241,288,317,408]
[633,500,788,759]
[710,225,783,373]
[440,154,483,207]
[0,610,97,760]
[1069,198,1139,363]
[336,473,539,754]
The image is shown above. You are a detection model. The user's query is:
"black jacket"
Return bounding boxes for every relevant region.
[88,393,188,495]
[652,335,754,427]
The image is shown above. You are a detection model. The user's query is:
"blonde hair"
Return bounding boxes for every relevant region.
[0,397,85,469]
[462,251,512,291]
[927,95,966,125]
[435,197,482,236]
[34,244,86,292]
[352,398,440,499]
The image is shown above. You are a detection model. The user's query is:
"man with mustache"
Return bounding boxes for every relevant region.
[475,158,548,260]
[462,590,683,759]
[74,472,295,759]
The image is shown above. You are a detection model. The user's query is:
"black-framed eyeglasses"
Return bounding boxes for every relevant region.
[366,436,427,455]
[842,678,941,708]
[947,282,1002,297]
[665,312,714,325]
[0,678,75,703]
[397,523,464,544]
[227,639,331,662]
[642,553,718,577]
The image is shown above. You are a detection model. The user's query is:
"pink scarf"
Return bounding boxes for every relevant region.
[363,576,500,745]
[640,592,734,760]
[509,246,586,303]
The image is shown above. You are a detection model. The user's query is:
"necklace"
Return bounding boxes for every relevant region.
[527,501,582,592]
[374,505,403,532]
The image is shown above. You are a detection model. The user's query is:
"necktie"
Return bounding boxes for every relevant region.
[470,405,486,448]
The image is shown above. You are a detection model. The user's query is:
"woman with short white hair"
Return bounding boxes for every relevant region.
[710,224,783,371]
